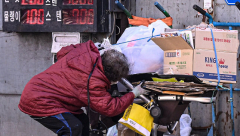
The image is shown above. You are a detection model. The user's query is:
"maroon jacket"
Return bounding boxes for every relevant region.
[18,40,134,117]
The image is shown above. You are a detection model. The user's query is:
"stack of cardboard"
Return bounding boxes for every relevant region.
[152,28,239,84]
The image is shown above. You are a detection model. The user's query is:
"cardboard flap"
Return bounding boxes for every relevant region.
[151,36,193,51]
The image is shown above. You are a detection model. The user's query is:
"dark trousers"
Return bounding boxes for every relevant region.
[31,112,89,136]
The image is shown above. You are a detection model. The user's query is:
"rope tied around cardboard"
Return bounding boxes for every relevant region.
[147,28,155,42]
[208,26,220,103]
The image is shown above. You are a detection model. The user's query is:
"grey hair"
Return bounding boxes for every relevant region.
[101,49,130,82]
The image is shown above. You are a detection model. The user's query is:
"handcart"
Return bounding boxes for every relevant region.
[98,1,224,136]
[89,2,237,136]
[90,73,223,136]
[119,73,221,136]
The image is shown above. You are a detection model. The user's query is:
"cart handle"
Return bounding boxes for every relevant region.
[193,5,213,24]
[236,1,240,11]
[115,1,133,19]
[154,2,170,17]
[158,95,216,104]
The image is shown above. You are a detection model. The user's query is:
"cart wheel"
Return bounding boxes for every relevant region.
[150,106,161,118]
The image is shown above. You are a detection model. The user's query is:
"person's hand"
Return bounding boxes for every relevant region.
[131,81,148,98]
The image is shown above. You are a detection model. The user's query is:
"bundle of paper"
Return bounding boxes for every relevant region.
[132,81,225,96]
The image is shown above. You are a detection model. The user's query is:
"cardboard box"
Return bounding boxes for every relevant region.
[163,49,193,75]
[193,50,237,83]
[195,28,239,53]
[152,34,238,83]
[152,36,193,75]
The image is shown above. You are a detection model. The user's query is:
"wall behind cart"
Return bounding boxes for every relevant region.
[0,0,54,134]
[0,0,106,136]
[136,0,240,135]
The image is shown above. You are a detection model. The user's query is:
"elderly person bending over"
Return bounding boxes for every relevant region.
[18,40,146,136]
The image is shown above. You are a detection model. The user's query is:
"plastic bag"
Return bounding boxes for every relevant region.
[107,125,118,136]
[163,64,180,75]
[98,38,122,55]
[118,103,153,136]
[117,20,169,74]
[122,44,164,74]
[180,114,192,136]
[117,20,169,49]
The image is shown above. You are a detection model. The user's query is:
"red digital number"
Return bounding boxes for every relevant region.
[80,9,87,24]
[26,10,30,23]
[80,0,86,4]
[72,9,80,23]
[37,9,44,24]
[64,0,93,5]
[21,0,28,5]
[68,9,94,25]
[25,9,44,25]
[87,9,94,24]
[88,0,93,4]
[21,0,43,5]
[37,0,44,5]
[29,0,37,5]
[72,0,78,5]
[30,9,37,24]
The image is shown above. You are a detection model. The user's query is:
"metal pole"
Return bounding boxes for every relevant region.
[115,1,133,19]
[212,103,215,135]
[154,2,172,28]
[152,123,158,136]
[119,78,150,103]
[213,22,240,27]
[230,84,235,136]
[234,88,240,91]
[163,121,178,135]
[229,26,235,136]
[154,2,170,17]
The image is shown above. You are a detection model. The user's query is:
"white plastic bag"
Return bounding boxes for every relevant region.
[117,20,169,49]
[180,114,192,136]
[117,20,169,74]
[122,43,164,74]
[107,125,118,136]
[98,38,122,55]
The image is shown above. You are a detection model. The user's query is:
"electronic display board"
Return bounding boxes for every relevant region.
[2,0,109,32]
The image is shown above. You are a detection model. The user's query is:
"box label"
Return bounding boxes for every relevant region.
[165,52,176,57]
[176,65,186,69]
[203,37,230,43]
[165,50,181,57]
[205,57,229,69]
[193,49,237,83]
[226,34,237,39]
[176,50,181,57]
[193,72,236,81]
